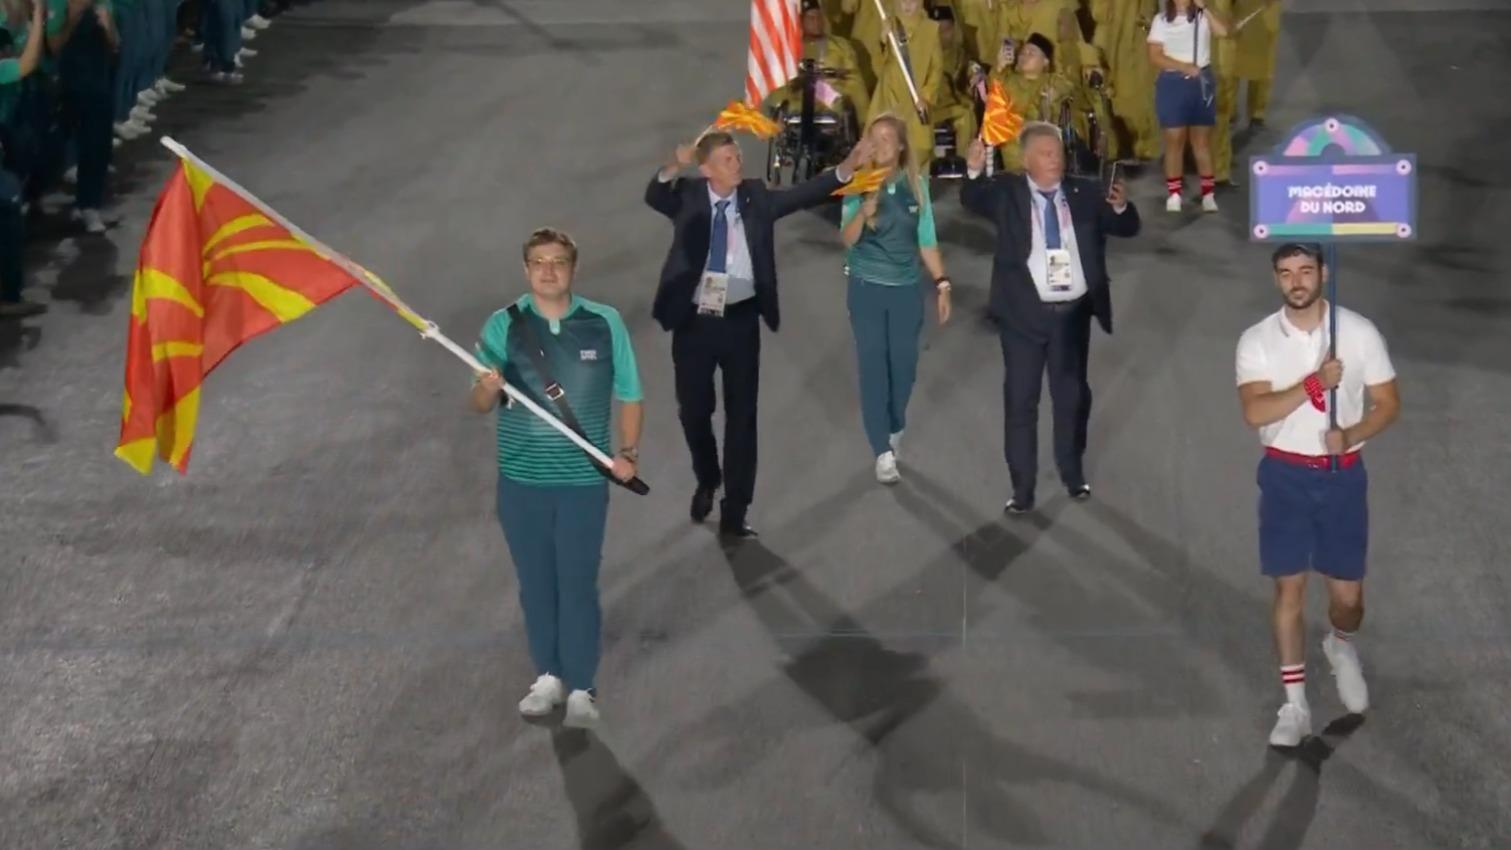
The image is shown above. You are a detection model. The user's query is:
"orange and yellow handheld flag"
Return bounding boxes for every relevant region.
[713,99,782,140]
[980,80,1025,147]
[114,157,362,474]
[831,167,890,197]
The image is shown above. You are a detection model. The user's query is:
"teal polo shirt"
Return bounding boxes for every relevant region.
[475,293,642,486]
[841,173,938,287]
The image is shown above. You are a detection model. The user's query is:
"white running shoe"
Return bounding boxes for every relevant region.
[563,690,600,729]
[78,209,107,234]
[242,25,257,40]
[1268,702,1311,747]
[129,105,156,124]
[874,450,900,485]
[1202,194,1219,213]
[889,430,903,461]
[248,13,272,28]
[137,88,162,106]
[1165,194,1182,213]
[238,47,258,59]
[156,77,187,94]
[517,674,564,716]
[1322,633,1369,714]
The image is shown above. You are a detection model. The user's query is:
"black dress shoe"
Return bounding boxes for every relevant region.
[718,522,759,540]
[690,487,716,523]
[1004,498,1033,515]
[1069,484,1092,501]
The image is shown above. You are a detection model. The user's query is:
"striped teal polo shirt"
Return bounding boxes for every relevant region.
[841,172,939,287]
[475,294,642,486]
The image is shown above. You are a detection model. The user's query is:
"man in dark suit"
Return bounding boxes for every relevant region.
[646,131,870,538]
[960,122,1140,514]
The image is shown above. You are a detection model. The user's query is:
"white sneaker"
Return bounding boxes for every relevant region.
[1268,702,1311,747]
[1322,633,1369,714]
[238,47,259,58]
[114,121,144,140]
[62,165,77,184]
[563,690,600,729]
[137,88,162,106]
[156,77,187,94]
[212,71,245,85]
[1165,193,1182,213]
[248,13,272,28]
[1202,193,1219,213]
[78,209,107,234]
[242,25,257,39]
[129,106,156,125]
[889,430,903,461]
[517,674,564,716]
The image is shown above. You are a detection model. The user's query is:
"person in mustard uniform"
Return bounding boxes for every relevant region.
[866,0,941,171]
[1092,0,1160,160]
[930,4,978,156]
[991,33,1075,172]
[843,0,890,89]
[1209,0,1239,185]
[819,0,852,36]
[765,0,870,123]
[954,0,1000,66]
[995,0,1081,73]
[1235,0,1281,126]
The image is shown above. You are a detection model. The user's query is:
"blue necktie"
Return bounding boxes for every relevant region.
[708,200,730,273]
[1040,190,1062,250]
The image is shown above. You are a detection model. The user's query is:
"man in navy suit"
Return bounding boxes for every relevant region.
[646,131,871,538]
[961,122,1141,514]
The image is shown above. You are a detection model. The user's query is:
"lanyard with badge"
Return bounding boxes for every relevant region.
[698,198,735,317]
[1032,190,1075,293]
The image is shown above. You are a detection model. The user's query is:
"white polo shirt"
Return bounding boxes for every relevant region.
[1235,305,1396,456]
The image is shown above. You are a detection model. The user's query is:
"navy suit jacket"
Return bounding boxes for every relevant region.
[645,169,844,333]
[960,172,1140,334]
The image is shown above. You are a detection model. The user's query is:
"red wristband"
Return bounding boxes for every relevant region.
[1302,373,1327,412]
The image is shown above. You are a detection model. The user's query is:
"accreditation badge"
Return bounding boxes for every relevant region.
[1046,249,1073,293]
[697,272,730,317]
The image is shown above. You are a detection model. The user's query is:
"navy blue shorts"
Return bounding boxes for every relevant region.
[1257,454,1369,581]
[1155,67,1216,128]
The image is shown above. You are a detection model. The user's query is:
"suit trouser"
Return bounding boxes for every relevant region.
[999,298,1093,501]
[495,476,609,694]
[672,300,761,523]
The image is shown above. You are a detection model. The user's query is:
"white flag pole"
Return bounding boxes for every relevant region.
[155,136,626,477]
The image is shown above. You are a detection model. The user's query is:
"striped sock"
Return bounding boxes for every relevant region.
[1200,175,1216,196]
[1281,664,1307,707]
[1166,177,1183,196]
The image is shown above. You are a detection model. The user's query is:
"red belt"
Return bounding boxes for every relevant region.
[1265,446,1362,470]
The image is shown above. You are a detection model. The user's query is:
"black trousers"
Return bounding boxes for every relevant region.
[999,298,1093,502]
[672,300,761,523]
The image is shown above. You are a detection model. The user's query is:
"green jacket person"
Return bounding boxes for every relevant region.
[470,228,644,730]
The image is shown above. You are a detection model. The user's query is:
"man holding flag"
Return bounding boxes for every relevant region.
[472,228,643,730]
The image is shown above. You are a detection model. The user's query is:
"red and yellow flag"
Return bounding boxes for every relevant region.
[115,158,362,474]
[713,99,782,140]
[831,167,890,197]
[980,80,1025,147]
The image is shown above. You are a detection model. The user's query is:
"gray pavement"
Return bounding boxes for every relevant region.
[2,1,1509,848]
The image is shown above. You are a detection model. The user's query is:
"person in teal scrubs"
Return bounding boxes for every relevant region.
[0,0,46,318]
[838,113,953,485]
[47,0,118,232]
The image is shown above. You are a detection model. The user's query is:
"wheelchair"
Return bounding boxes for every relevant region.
[929,122,967,180]
[764,60,858,187]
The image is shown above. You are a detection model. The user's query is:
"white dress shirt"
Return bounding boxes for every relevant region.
[1026,178,1088,303]
[1235,305,1396,456]
[694,184,756,305]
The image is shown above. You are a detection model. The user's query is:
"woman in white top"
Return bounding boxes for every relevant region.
[1147,0,1231,214]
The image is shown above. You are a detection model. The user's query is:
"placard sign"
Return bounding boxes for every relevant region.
[1249,115,1417,242]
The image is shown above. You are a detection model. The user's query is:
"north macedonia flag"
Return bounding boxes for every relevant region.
[981,80,1025,147]
[115,158,362,474]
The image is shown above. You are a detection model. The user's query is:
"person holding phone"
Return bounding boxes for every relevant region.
[839,114,952,484]
[962,123,1140,514]
[1147,0,1231,213]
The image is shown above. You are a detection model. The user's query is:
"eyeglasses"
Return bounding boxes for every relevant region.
[527,257,574,270]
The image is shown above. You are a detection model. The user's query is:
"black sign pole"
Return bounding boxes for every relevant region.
[1325,242,1340,472]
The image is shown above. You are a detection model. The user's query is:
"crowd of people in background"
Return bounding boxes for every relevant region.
[0,0,310,319]
[769,0,1282,206]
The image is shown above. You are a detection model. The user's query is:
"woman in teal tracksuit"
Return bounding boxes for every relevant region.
[838,113,953,485]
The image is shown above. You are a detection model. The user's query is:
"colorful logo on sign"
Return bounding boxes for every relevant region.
[1249,115,1417,243]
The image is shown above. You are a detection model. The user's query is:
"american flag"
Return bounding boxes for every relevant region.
[744,0,802,105]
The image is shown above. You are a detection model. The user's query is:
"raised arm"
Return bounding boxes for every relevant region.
[770,134,874,219]
[960,139,1004,219]
[645,144,695,218]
